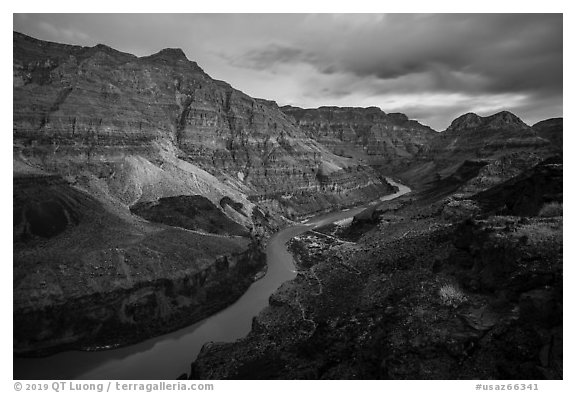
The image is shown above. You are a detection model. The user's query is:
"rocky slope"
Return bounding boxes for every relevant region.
[471,156,563,217]
[532,118,563,152]
[398,111,554,192]
[14,174,265,355]
[424,111,549,162]
[281,106,557,202]
[190,159,562,380]
[13,31,395,355]
[281,106,437,173]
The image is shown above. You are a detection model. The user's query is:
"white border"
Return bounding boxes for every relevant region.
[3,2,573,391]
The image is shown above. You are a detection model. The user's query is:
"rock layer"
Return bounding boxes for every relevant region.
[281,105,437,172]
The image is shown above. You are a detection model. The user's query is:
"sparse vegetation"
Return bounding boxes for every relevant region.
[439,283,467,307]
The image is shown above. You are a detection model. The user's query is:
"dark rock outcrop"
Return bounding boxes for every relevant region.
[131,195,250,236]
[472,156,563,216]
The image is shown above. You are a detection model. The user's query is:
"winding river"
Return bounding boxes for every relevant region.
[13,179,410,380]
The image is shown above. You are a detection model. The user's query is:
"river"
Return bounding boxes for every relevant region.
[13,179,410,380]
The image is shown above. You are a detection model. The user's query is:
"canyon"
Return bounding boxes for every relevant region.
[13,31,395,356]
[13,31,562,380]
[190,156,562,380]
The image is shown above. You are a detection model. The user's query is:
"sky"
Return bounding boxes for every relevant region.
[13,13,563,130]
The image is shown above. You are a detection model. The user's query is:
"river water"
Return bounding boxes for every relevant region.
[13,179,410,380]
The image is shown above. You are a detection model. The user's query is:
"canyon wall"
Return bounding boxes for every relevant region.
[13,32,391,218]
[281,105,437,172]
[13,31,395,354]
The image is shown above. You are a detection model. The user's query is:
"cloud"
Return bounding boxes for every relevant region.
[233,14,561,94]
[227,44,315,71]
[36,20,90,44]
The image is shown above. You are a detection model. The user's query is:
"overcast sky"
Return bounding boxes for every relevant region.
[13,13,562,130]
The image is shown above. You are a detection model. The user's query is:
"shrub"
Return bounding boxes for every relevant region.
[439,283,467,307]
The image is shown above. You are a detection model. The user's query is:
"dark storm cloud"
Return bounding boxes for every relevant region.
[232,44,313,69]
[13,13,562,130]
[235,14,562,96]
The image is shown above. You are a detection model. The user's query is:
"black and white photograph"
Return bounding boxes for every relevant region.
[10,8,567,386]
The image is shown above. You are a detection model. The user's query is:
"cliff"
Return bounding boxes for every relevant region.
[13,32,391,219]
[281,105,437,172]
